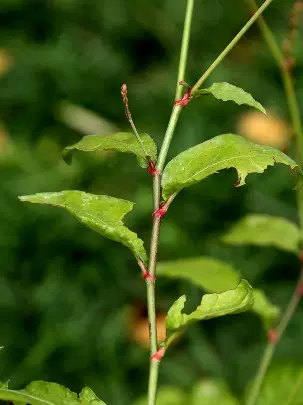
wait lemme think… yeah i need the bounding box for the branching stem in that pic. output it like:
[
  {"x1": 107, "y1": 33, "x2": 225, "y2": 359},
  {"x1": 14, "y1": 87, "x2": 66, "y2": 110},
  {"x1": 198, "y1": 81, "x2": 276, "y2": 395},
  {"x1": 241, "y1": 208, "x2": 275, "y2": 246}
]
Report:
[{"x1": 191, "y1": 0, "x2": 273, "y2": 93}]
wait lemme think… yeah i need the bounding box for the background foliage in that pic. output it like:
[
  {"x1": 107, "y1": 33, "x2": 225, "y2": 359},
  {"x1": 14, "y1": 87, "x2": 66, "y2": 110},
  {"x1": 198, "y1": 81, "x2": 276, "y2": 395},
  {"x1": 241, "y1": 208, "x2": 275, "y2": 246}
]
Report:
[{"x1": 0, "y1": 1, "x2": 303, "y2": 404}]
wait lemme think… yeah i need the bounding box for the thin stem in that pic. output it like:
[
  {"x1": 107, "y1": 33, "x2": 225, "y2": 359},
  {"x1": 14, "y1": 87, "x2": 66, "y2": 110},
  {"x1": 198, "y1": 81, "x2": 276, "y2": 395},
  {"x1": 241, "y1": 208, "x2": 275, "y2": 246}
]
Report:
[
  {"x1": 175, "y1": 0, "x2": 195, "y2": 102},
  {"x1": 246, "y1": 269, "x2": 303, "y2": 405},
  {"x1": 121, "y1": 83, "x2": 149, "y2": 159},
  {"x1": 156, "y1": 105, "x2": 183, "y2": 172},
  {"x1": 146, "y1": 2, "x2": 195, "y2": 405},
  {"x1": 191, "y1": 0, "x2": 274, "y2": 93},
  {"x1": 247, "y1": 0, "x2": 303, "y2": 166},
  {"x1": 245, "y1": 5, "x2": 303, "y2": 405}
]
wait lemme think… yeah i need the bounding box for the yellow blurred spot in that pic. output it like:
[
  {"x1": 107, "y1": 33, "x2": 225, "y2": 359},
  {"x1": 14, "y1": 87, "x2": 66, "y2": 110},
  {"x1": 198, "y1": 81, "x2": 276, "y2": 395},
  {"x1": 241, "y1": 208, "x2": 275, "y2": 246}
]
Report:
[
  {"x1": 0, "y1": 49, "x2": 13, "y2": 77},
  {"x1": 237, "y1": 111, "x2": 290, "y2": 150},
  {"x1": 129, "y1": 304, "x2": 166, "y2": 349}
]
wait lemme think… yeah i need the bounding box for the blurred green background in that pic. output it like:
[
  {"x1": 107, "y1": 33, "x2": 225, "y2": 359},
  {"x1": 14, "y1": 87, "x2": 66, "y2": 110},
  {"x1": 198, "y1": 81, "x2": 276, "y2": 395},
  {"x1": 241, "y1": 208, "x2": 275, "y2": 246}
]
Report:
[{"x1": 0, "y1": 0, "x2": 303, "y2": 404}]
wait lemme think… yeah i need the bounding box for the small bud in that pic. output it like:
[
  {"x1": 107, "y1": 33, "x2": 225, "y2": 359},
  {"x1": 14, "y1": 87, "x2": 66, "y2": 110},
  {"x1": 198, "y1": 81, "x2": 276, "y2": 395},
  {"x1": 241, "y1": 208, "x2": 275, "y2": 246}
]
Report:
[{"x1": 121, "y1": 83, "x2": 128, "y2": 106}]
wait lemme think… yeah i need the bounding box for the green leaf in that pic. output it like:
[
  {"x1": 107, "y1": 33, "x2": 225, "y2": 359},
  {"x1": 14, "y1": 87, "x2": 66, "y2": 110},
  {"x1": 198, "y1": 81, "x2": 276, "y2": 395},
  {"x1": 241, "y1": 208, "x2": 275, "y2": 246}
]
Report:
[
  {"x1": 62, "y1": 132, "x2": 157, "y2": 168},
  {"x1": 161, "y1": 134, "x2": 298, "y2": 199},
  {"x1": 191, "y1": 379, "x2": 239, "y2": 405},
  {"x1": 158, "y1": 257, "x2": 279, "y2": 328},
  {"x1": 158, "y1": 257, "x2": 239, "y2": 293},
  {"x1": 192, "y1": 82, "x2": 266, "y2": 114},
  {"x1": 252, "y1": 289, "x2": 280, "y2": 329},
  {"x1": 246, "y1": 365, "x2": 303, "y2": 405},
  {"x1": 222, "y1": 214, "x2": 300, "y2": 254},
  {"x1": 165, "y1": 280, "x2": 253, "y2": 341},
  {"x1": 19, "y1": 191, "x2": 147, "y2": 262},
  {"x1": 133, "y1": 386, "x2": 187, "y2": 405},
  {"x1": 0, "y1": 381, "x2": 106, "y2": 405}
]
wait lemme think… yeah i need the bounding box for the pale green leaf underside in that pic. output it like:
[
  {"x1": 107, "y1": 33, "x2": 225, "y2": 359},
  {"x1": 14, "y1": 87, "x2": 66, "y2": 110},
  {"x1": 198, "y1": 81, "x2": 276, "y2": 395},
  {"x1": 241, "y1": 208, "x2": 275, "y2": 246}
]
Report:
[
  {"x1": 63, "y1": 132, "x2": 157, "y2": 168},
  {"x1": 246, "y1": 365, "x2": 303, "y2": 405},
  {"x1": 158, "y1": 257, "x2": 279, "y2": 328},
  {"x1": 222, "y1": 214, "x2": 300, "y2": 254},
  {"x1": 166, "y1": 280, "x2": 254, "y2": 339},
  {"x1": 0, "y1": 382, "x2": 105, "y2": 405},
  {"x1": 161, "y1": 134, "x2": 297, "y2": 199},
  {"x1": 191, "y1": 380, "x2": 240, "y2": 405},
  {"x1": 19, "y1": 191, "x2": 147, "y2": 262},
  {"x1": 193, "y1": 82, "x2": 266, "y2": 114}
]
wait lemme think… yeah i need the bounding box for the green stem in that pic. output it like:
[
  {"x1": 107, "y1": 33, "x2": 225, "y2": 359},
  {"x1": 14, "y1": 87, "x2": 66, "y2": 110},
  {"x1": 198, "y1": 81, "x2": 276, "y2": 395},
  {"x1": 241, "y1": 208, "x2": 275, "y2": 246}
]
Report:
[
  {"x1": 247, "y1": 0, "x2": 303, "y2": 227},
  {"x1": 191, "y1": 0, "x2": 274, "y2": 93},
  {"x1": 246, "y1": 269, "x2": 303, "y2": 405},
  {"x1": 156, "y1": 105, "x2": 183, "y2": 172},
  {"x1": 175, "y1": 0, "x2": 195, "y2": 102},
  {"x1": 146, "y1": 2, "x2": 195, "y2": 405},
  {"x1": 245, "y1": 5, "x2": 303, "y2": 405},
  {"x1": 246, "y1": 0, "x2": 303, "y2": 165}
]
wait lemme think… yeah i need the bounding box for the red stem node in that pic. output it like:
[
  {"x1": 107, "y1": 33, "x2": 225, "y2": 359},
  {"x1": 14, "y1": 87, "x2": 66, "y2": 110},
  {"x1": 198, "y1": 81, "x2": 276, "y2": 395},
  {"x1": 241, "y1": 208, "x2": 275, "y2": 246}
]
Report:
[
  {"x1": 296, "y1": 283, "x2": 303, "y2": 296},
  {"x1": 143, "y1": 271, "x2": 156, "y2": 283},
  {"x1": 152, "y1": 204, "x2": 168, "y2": 220},
  {"x1": 174, "y1": 87, "x2": 191, "y2": 108},
  {"x1": 268, "y1": 329, "x2": 279, "y2": 344},
  {"x1": 148, "y1": 160, "x2": 161, "y2": 176},
  {"x1": 150, "y1": 347, "x2": 166, "y2": 361}
]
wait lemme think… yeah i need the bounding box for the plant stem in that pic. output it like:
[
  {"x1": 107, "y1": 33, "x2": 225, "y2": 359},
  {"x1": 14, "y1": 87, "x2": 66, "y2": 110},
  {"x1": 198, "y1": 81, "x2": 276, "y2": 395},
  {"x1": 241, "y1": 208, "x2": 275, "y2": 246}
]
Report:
[
  {"x1": 246, "y1": 269, "x2": 303, "y2": 405},
  {"x1": 245, "y1": 5, "x2": 303, "y2": 405},
  {"x1": 246, "y1": 0, "x2": 303, "y2": 166},
  {"x1": 146, "y1": 2, "x2": 195, "y2": 405},
  {"x1": 175, "y1": 0, "x2": 194, "y2": 102},
  {"x1": 191, "y1": 0, "x2": 273, "y2": 93}
]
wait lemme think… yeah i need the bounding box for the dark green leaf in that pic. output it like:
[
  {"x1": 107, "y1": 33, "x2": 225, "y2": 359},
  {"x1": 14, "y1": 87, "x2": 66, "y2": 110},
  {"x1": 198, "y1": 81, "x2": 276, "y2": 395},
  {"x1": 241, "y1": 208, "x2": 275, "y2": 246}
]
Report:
[
  {"x1": 62, "y1": 132, "x2": 157, "y2": 168},
  {"x1": 222, "y1": 214, "x2": 300, "y2": 254},
  {"x1": 158, "y1": 257, "x2": 279, "y2": 328},
  {"x1": 165, "y1": 280, "x2": 253, "y2": 342},
  {"x1": 0, "y1": 381, "x2": 106, "y2": 404},
  {"x1": 19, "y1": 191, "x2": 147, "y2": 262},
  {"x1": 191, "y1": 380, "x2": 239, "y2": 405},
  {"x1": 192, "y1": 82, "x2": 266, "y2": 114},
  {"x1": 246, "y1": 365, "x2": 303, "y2": 405},
  {"x1": 161, "y1": 134, "x2": 298, "y2": 199}
]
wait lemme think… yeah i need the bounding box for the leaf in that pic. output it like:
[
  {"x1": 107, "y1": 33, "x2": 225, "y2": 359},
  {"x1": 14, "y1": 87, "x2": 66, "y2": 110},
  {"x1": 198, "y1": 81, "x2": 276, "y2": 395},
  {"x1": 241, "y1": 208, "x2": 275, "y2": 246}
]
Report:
[
  {"x1": 133, "y1": 386, "x2": 187, "y2": 405},
  {"x1": 0, "y1": 381, "x2": 106, "y2": 404},
  {"x1": 161, "y1": 134, "x2": 298, "y2": 199},
  {"x1": 19, "y1": 191, "x2": 147, "y2": 262},
  {"x1": 62, "y1": 132, "x2": 157, "y2": 168},
  {"x1": 192, "y1": 82, "x2": 266, "y2": 114},
  {"x1": 158, "y1": 257, "x2": 279, "y2": 328},
  {"x1": 222, "y1": 214, "x2": 300, "y2": 254},
  {"x1": 246, "y1": 365, "x2": 303, "y2": 405},
  {"x1": 252, "y1": 290, "x2": 280, "y2": 329},
  {"x1": 157, "y1": 257, "x2": 239, "y2": 293},
  {"x1": 165, "y1": 280, "x2": 254, "y2": 341},
  {"x1": 191, "y1": 379, "x2": 239, "y2": 405}
]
